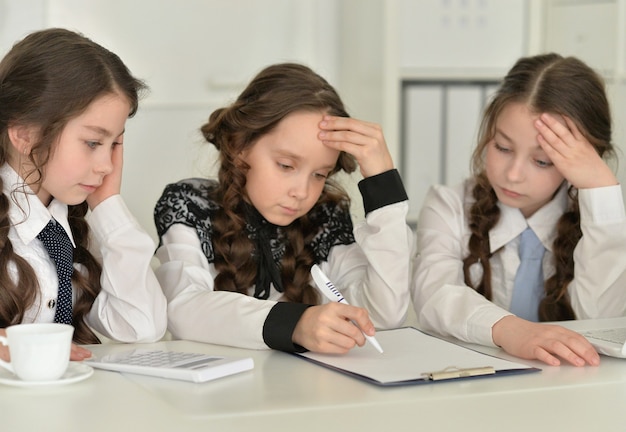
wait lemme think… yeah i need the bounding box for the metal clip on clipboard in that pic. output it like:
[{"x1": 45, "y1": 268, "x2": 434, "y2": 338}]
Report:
[{"x1": 422, "y1": 366, "x2": 495, "y2": 381}]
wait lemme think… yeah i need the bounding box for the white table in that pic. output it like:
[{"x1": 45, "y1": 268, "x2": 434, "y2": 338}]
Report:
[{"x1": 2, "y1": 318, "x2": 626, "y2": 432}]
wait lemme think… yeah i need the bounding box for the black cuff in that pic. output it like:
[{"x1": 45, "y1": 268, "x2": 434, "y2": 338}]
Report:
[
  {"x1": 263, "y1": 302, "x2": 312, "y2": 352},
  {"x1": 358, "y1": 169, "x2": 408, "y2": 215}
]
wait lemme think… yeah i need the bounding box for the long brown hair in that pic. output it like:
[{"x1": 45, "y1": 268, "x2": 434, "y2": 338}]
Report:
[
  {"x1": 201, "y1": 63, "x2": 357, "y2": 304},
  {"x1": 463, "y1": 53, "x2": 614, "y2": 321},
  {"x1": 0, "y1": 28, "x2": 146, "y2": 343}
]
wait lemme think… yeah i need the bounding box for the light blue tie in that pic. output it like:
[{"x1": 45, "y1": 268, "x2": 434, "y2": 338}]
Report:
[{"x1": 510, "y1": 227, "x2": 545, "y2": 322}]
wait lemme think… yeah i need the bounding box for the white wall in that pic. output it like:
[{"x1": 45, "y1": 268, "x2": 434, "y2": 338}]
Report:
[
  {"x1": 1, "y1": 0, "x2": 624, "y2": 240},
  {"x1": 0, "y1": 0, "x2": 346, "y2": 241}
]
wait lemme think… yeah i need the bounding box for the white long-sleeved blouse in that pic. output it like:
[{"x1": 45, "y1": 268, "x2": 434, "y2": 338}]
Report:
[
  {"x1": 2, "y1": 164, "x2": 167, "y2": 342},
  {"x1": 412, "y1": 180, "x2": 626, "y2": 347}
]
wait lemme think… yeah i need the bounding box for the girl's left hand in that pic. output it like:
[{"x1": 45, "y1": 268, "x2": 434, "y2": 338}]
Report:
[
  {"x1": 535, "y1": 113, "x2": 618, "y2": 189},
  {"x1": 87, "y1": 143, "x2": 123, "y2": 209},
  {"x1": 492, "y1": 315, "x2": 600, "y2": 367},
  {"x1": 318, "y1": 115, "x2": 394, "y2": 178}
]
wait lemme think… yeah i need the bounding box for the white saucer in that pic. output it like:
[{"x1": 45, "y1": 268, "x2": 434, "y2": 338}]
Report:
[{"x1": 0, "y1": 362, "x2": 94, "y2": 387}]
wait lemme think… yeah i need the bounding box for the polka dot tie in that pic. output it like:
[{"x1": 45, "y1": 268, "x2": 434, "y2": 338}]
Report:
[{"x1": 37, "y1": 219, "x2": 74, "y2": 325}]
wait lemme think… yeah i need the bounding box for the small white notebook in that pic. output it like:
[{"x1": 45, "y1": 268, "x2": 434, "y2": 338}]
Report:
[
  {"x1": 571, "y1": 317, "x2": 626, "y2": 358},
  {"x1": 580, "y1": 328, "x2": 626, "y2": 358},
  {"x1": 85, "y1": 348, "x2": 254, "y2": 383}
]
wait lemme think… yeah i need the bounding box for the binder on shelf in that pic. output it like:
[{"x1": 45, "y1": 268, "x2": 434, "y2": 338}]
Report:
[{"x1": 294, "y1": 327, "x2": 540, "y2": 386}]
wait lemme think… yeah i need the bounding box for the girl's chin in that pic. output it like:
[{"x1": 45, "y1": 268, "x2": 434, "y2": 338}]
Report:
[
  {"x1": 495, "y1": 192, "x2": 522, "y2": 209},
  {"x1": 266, "y1": 217, "x2": 297, "y2": 227}
]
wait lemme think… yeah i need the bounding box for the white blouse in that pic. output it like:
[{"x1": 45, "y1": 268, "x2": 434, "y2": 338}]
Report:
[
  {"x1": 3, "y1": 164, "x2": 167, "y2": 342},
  {"x1": 412, "y1": 180, "x2": 626, "y2": 347}
]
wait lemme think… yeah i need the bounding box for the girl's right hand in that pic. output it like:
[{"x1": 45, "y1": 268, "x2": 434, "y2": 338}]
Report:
[
  {"x1": 292, "y1": 302, "x2": 376, "y2": 353},
  {"x1": 492, "y1": 315, "x2": 600, "y2": 366}
]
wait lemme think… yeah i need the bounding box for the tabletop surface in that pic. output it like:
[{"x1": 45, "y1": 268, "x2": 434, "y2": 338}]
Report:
[{"x1": 2, "y1": 318, "x2": 626, "y2": 432}]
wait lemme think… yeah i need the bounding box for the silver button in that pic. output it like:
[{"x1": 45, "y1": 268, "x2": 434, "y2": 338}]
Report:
[{"x1": 47, "y1": 299, "x2": 56, "y2": 309}]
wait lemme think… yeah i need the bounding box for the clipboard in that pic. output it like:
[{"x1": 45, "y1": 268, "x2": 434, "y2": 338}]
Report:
[{"x1": 294, "y1": 327, "x2": 540, "y2": 386}]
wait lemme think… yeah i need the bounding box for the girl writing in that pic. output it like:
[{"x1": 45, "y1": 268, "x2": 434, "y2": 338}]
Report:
[
  {"x1": 412, "y1": 53, "x2": 626, "y2": 366},
  {"x1": 0, "y1": 28, "x2": 167, "y2": 360},
  {"x1": 154, "y1": 63, "x2": 411, "y2": 353}
]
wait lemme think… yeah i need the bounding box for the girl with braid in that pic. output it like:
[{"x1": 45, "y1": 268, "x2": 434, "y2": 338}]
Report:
[
  {"x1": 154, "y1": 63, "x2": 412, "y2": 353},
  {"x1": 0, "y1": 28, "x2": 167, "y2": 361},
  {"x1": 412, "y1": 53, "x2": 626, "y2": 366}
]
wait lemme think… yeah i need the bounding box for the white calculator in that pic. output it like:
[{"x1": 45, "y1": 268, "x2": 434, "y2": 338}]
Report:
[{"x1": 85, "y1": 348, "x2": 254, "y2": 383}]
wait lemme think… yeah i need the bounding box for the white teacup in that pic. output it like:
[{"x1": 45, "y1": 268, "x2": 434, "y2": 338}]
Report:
[{"x1": 0, "y1": 323, "x2": 74, "y2": 381}]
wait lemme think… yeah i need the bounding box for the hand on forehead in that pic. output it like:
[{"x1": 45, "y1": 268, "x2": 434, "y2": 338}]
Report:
[{"x1": 543, "y1": 112, "x2": 569, "y2": 129}]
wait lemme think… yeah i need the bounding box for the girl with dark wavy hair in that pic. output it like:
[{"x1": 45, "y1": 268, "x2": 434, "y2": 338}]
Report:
[
  {"x1": 0, "y1": 28, "x2": 167, "y2": 361},
  {"x1": 413, "y1": 53, "x2": 625, "y2": 366},
  {"x1": 154, "y1": 63, "x2": 411, "y2": 353}
]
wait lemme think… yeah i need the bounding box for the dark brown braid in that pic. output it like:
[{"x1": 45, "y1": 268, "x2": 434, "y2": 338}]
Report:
[
  {"x1": 464, "y1": 53, "x2": 614, "y2": 321},
  {"x1": 67, "y1": 202, "x2": 103, "y2": 344},
  {"x1": 0, "y1": 177, "x2": 39, "y2": 327},
  {"x1": 278, "y1": 183, "x2": 351, "y2": 304},
  {"x1": 539, "y1": 186, "x2": 579, "y2": 321},
  {"x1": 201, "y1": 63, "x2": 357, "y2": 303},
  {"x1": 462, "y1": 173, "x2": 501, "y2": 300}
]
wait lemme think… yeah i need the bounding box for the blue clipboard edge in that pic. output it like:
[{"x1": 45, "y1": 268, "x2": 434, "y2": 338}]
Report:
[{"x1": 291, "y1": 327, "x2": 541, "y2": 387}]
